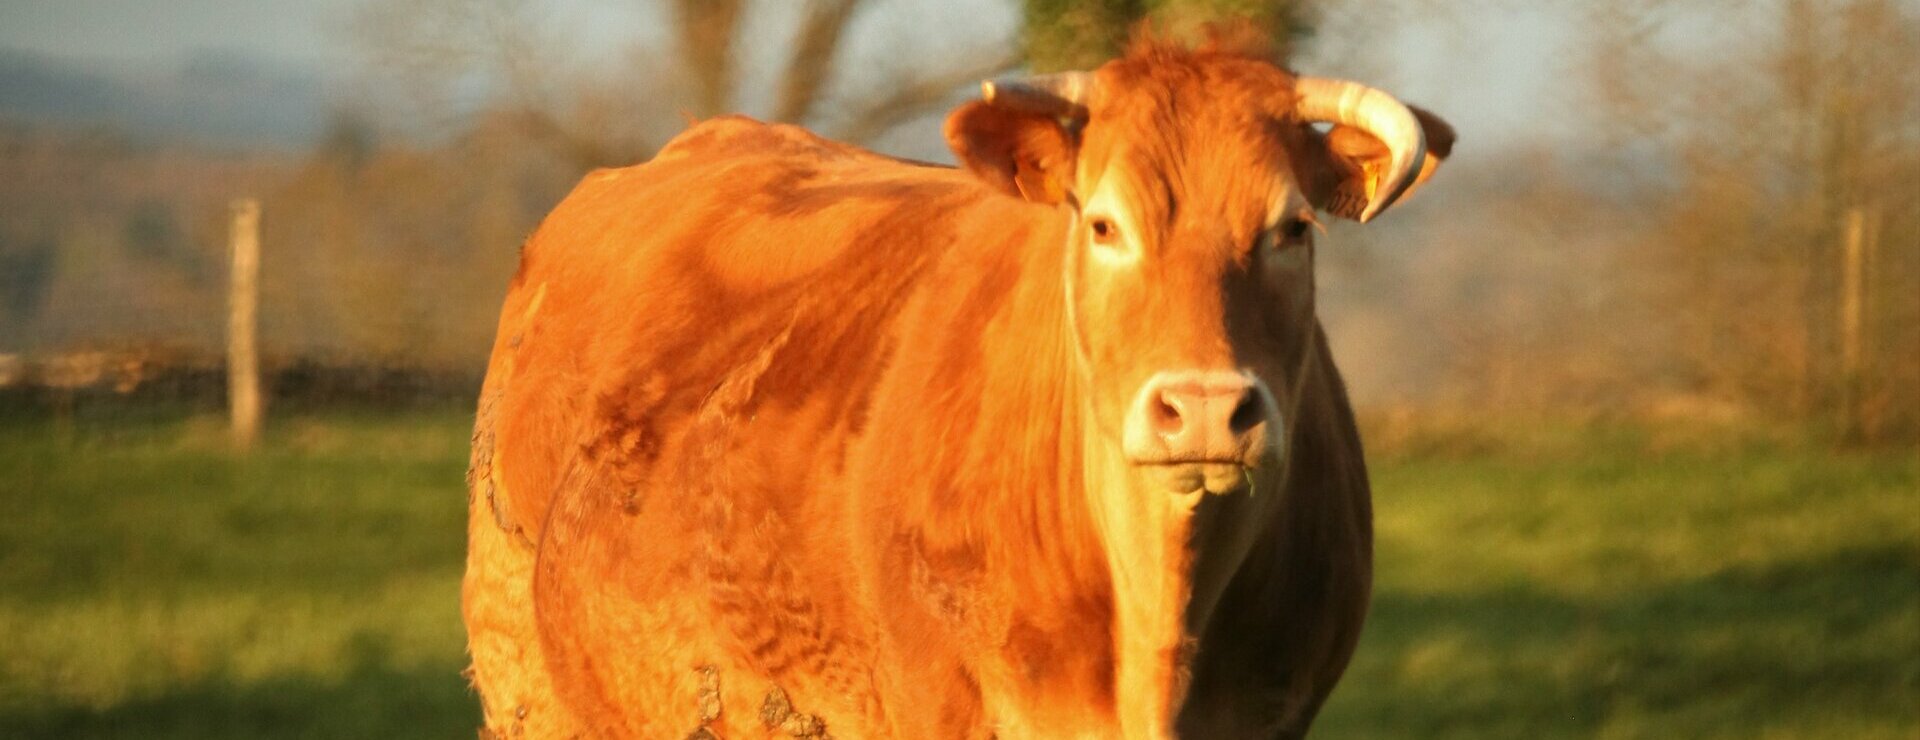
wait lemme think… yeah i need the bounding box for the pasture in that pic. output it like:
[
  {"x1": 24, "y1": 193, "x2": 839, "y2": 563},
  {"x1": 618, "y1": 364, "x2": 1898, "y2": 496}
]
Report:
[{"x1": 0, "y1": 407, "x2": 1913, "y2": 738}]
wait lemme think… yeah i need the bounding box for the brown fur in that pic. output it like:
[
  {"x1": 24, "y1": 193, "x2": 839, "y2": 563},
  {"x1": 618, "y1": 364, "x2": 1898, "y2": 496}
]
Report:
[{"x1": 465, "y1": 36, "x2": 1452, "y2": 739}]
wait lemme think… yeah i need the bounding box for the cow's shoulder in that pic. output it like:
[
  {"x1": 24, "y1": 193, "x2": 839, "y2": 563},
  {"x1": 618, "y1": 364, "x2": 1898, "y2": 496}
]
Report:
[
  {"x1": 653, "y1": 114, "x2": 866, "y2": 165},
  {"x1": 635, "y1": 115, "x2": 978, "y2": 206}
]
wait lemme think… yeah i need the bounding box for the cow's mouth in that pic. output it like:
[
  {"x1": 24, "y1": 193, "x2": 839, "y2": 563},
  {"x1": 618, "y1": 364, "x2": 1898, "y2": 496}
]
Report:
[{"x1": 1141, "y1": 461, "x2": 1252, "y2": 496}]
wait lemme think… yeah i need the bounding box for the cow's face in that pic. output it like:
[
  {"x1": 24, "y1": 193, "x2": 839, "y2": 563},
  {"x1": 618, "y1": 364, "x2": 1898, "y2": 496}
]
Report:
[
  {"x1": 947, "y1": 48, "x2": 1453, "y2": 500},
  {"x1": 1062, "y1": 62, "x2": 1317, "y2": 498}
]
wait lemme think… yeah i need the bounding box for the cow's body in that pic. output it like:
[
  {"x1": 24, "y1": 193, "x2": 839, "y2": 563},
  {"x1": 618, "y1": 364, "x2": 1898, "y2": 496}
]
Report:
[{"x1": 466, "y1": 34, "x2": 1451, "y2": 739}]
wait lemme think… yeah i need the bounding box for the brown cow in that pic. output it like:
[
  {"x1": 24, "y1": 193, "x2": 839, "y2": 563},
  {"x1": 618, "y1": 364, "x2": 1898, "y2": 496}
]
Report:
[{"x1": 464, "y1": 30, "x2": 1453, "y2": 739}]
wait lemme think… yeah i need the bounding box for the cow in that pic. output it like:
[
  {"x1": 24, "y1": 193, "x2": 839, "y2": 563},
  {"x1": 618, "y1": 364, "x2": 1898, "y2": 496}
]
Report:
[{"x1": 463, "y1": 29, "x2": 1454, "y2": 740}]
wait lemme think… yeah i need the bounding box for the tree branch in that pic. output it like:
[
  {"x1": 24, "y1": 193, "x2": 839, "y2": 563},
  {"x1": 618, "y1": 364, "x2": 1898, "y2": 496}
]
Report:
[
  {"x1": 674, "y1": 0, "x2": 747, "y2": 116},
  {"x1": 773, "y1": 0, "x2": 867, "y2": 124},
  {"x1": 833, "y1": 49, "x2": 1022, "y2": 144}
]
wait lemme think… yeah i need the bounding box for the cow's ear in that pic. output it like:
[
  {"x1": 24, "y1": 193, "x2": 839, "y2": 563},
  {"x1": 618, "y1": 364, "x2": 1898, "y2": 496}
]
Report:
[
  {"x1": 1306, "y1": 105, "x2": 1456, "y2": 221},
  {"x1": 944, "y1": 100, "x2": 1078, "y2": 205}
]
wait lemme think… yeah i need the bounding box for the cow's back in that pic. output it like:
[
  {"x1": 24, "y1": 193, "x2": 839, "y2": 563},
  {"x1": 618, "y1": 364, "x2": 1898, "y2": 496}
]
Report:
[
  {"x1": 464, "y1": 117, "x2": 1013, "y2": 737},
  {"x1": 485, "y1": 117, "x2": 988, "y2": 539}
]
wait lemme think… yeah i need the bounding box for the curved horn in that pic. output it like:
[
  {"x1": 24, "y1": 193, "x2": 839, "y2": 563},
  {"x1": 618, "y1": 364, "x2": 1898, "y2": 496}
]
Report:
[
  {"x1": 981, "y1": 71, "x2": 1093, "y2": 118},
  {"x1": 1293, "y1": 77, "x2": 1427, "y2": 223}
]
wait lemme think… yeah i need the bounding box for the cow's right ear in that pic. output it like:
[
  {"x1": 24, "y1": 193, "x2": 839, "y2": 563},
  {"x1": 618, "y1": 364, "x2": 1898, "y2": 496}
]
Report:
[
  {"x1": 1306, "y1": 105, "x2": 1456, "y2": 222},
  {"x1": 944, "y1": 100, "x2": 1078, "y2": 205}
]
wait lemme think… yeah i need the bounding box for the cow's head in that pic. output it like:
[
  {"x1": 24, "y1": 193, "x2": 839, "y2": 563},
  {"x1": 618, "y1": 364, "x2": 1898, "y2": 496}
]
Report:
[
  {"x1": 947, "y1": 35, "x2": 1452, "y2": 493},
  {"x1": 943, "y1": 30, "x2": 1454, "y2": 710}
]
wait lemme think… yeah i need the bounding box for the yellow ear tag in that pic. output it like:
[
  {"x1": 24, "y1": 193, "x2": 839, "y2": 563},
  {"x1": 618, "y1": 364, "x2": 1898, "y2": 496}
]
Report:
[{"x1": 1013, "y1": 156, "x2": 1066, "y2": 204}]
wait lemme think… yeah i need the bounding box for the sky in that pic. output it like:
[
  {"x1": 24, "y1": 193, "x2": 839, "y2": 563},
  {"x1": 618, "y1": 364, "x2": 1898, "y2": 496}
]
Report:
[
  {"x1": 0, "y1": 0, "x2": 1567, "y2": 148},
  {"x1": 0, "y1": 0, "x2": 363, "y2": 66},
  {"x1": 0, "y1": 0, "x2": 664, "y2": 66}
]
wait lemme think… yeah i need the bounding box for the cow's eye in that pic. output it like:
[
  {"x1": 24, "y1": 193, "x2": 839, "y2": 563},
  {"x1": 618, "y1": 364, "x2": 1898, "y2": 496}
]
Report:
[
  {"x1": 1089, "y1": 217, "x2": 1119, "y2": 245},
  {"x1": 1280, "y1": 217, "x2": 1313, "y2": 244}
]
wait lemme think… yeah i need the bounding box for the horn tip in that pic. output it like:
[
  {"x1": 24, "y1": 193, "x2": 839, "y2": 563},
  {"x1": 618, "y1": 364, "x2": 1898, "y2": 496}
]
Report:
[{"x1": 980, "y1": 80, "x2": 998, "y2": 103}]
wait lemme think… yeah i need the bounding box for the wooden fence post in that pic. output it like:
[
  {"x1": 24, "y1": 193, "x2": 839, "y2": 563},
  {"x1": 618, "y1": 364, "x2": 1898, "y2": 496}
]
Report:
[
  {"x1": 228, "y1": 198, "x2": 262, "y2": 450},
  {"x1": 1838, "y1": 206, "x2": 1866, "y2": 441}
]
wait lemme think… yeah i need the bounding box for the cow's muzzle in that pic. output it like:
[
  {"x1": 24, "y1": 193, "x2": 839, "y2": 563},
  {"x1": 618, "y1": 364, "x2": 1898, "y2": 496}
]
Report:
[{"x1": 1122, "y1": 370, "x2": 1274, "y2": 493}]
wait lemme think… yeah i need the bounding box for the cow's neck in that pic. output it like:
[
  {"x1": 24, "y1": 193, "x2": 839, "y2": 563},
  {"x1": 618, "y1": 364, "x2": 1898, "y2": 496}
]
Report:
[
  {"x1": 1043, "y1": 233, "x2": 1181, "y2": 739},
  {"x1": 1070, "y1": 431, "x2": 1193, "y2": 739}
]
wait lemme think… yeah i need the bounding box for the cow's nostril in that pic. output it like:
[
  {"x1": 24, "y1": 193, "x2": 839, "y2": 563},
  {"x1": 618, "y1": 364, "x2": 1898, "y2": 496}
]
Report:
[
  {"x1": 1228, "y1": 389, "x2": 1265, "y2": 435},
  {"x1": 1150, "y1": 391, "x2": 1185, "y2": 436}
]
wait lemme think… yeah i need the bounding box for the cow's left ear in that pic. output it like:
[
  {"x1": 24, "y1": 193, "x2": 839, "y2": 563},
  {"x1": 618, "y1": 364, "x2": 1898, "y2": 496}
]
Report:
[
  {"x1": 944, "y1": 100, "x2": 1078, "y2": 205},
  {"x1": 1305, "y1": 105, "x2": 1456, "y2": 222}
]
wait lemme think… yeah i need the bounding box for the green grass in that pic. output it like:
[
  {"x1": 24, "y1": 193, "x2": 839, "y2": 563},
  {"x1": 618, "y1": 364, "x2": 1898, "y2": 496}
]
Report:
[
  {"x1": 0, "y1": 407, "x2": 477, "y2": 739},
  {"x1": 0, "y1": 408, "x2": 1914, "y2": 738},
  {"x1": 1318, "y1": 439, "x2": 1920, "y2": 739}
]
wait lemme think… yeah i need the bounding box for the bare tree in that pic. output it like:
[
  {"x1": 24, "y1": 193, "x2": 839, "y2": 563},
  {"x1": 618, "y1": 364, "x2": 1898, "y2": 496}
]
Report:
[
  {"x1": 675, "y1": 0, "x2": 748, "y2": 117},
  {"x1": 351, "y1": 0, "x2": 1020, "y2": 169},
  {"x1": 1580, "y1": 0, "x2": 1920, "y2": 436}
]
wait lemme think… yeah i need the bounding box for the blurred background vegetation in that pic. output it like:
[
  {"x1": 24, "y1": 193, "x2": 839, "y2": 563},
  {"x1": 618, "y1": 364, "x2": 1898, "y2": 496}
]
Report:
[{"x1": 0, "y1": 0, "x2": 1914, "y2": 738}]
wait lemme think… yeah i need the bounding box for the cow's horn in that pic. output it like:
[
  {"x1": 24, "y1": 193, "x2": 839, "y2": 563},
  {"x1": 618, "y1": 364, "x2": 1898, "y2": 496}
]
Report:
[
  {"x1": 981, "y1": 71, "x2": 1093, "y2": 118},
  {"x1": 1293, "y1": 77, "x2": 1427, "y2": 223}
]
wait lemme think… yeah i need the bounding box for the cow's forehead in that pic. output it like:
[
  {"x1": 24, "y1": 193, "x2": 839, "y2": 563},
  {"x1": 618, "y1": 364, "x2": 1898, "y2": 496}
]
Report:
[
  {"x1": 1076, "y1": 152, "x2": 1304, "y2": 232},
  {"x1": 1077, "y1": 60, "x2": 1303, "y2": 230},
  {"x1": 1076, "y1": 120, "x2": 1301, "y2": 238}
]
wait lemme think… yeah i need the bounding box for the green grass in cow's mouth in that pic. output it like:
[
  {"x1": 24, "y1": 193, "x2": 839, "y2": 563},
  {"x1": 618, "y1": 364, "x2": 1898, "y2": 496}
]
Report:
[{"x1": 0, "y1": 405, "x2": 1913, "y2": 739}]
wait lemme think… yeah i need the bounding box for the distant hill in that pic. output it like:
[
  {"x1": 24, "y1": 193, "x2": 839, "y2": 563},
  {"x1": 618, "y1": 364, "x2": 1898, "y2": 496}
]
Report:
[{"x1": 0, "y1": 47, "x2": 328, "y2": 149}]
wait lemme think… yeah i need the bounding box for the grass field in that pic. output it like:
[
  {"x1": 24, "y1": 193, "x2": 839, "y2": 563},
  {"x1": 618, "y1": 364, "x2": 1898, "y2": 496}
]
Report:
[{"x1": 1, "y1": 407, "x2": 1914, "y2": 738}]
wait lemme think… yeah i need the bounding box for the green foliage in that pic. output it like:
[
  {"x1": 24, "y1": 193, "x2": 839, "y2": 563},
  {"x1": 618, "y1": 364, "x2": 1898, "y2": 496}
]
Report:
[
  {"x1": 0, "y1": 231, "x2": 56, "y2": 325},
  {"x1": 1021, "y1": 0, "x2": 1144, "y2": 72},
  {"x1": 122, "y1": 200, "x2": 210, "y2": 286},
  {"x1": 1020, "y1": 0, "x2": 1312, "y2": 71},
  {"x1": 0, "y1": 411, "x2": 1913, "y2": 738}
]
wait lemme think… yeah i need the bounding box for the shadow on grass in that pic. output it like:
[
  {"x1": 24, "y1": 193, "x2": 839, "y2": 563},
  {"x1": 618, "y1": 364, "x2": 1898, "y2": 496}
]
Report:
[
  {"x1": 1320, "y1": 545, "x2": 1920, "y2": 738},
  {"x1": 0, "y1": 651, "x2": 478, "y2": 740}
]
